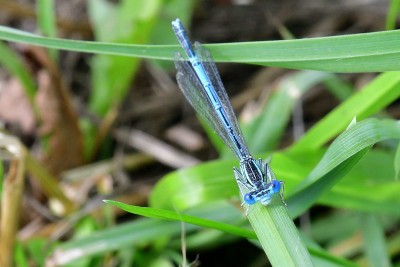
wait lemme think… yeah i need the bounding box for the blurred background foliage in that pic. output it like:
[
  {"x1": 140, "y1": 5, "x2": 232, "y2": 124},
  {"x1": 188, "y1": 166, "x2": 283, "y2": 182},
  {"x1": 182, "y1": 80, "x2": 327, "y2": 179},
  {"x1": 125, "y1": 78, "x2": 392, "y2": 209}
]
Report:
[{"x1": 0, "y1": 0, "x2": 399, "y2": 266}]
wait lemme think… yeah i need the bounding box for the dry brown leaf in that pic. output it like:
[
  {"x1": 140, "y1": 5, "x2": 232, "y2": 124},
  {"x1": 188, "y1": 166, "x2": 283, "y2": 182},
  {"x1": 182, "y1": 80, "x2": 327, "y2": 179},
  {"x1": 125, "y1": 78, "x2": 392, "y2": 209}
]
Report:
[{"x1": 29, "y1": 47, "x2": 84, "y2": 175}]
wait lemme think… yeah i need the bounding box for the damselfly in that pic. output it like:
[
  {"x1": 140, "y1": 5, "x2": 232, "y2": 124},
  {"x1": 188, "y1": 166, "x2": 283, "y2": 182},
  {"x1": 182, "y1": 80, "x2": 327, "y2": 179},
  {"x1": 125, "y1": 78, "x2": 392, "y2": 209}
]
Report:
[{"x1": 172, "y1": 19, "x2": 284, "y2": 213}]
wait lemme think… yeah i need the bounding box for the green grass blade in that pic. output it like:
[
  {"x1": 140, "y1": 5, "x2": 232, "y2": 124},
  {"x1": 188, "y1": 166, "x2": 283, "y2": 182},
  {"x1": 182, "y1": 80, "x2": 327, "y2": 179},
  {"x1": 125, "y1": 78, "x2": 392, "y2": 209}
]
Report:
[
  {"x1": 106, "y1": 200, "x2": 313, "y2": 266},
  {"x1": 323, "y1": 75, "x2": 354, "y2": 101},
  {"x1": 359, "y1": 213, "x2": 391, "y2": 267},
  {"x1": 247, "y1": 200, "x2": 313, "y2": 267},
  {"x1": 243, "y1": 71, "x2": 331, "y2": 154},
  {"x1": 395, "y1": 143, "x2": 400, "y2": 179},
  {"x1": 308, "y1": 247, "x2": 358, "y2": 267},
  {"x1": 1, "y1": 26, "x2": 400, "y2": 72},
  {"x1": 51, "y1": 201, "x2": 243, "y2": 264},
  {"x1": 291, "y1": 72, "x2": 400, "y2": 152},
  {"x1": 150, "y1": 147, "x2": 400, "y2": 215},
  {"x1": 319, "y1": 149, "x2": 400, "y2": 214},
  {"x1": 287, "y1": 118, "x2": 400, "y2": 217},
  {"x1": 50, "y1": 218, "x2": 189, "y2": 265},
  {"x1": 0, "y1": 41, "x2": 36, "y2": 102},
  {"x1": 104, "y1": 200, "x2": 255, "y2": 239},
  {"x1": 88, "y1": 0, "x2": 161, "y2": 116},
  {"x1": 37, "y1": 0, "x2": 57, "y2": 60},
  {"x1": 386, "y1": 0, "x2": 400, "y2": 30}
]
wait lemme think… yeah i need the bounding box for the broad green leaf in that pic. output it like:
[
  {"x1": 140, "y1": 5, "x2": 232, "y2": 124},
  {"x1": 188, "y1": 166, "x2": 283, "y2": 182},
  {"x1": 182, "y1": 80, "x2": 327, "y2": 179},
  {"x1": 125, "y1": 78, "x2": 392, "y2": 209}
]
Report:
[
  {"x1": 151, "y1": 118, "x2": 400, "y2": 216},
  {"x1": 1, "y1": 26, "x2": 400, "y2": 72},
  {"x1": 291, "y1": 72, "x2": 400, "y2": 151},
  {"x1": 287, "y1": 118, "x2": 400, "y2": 217}
]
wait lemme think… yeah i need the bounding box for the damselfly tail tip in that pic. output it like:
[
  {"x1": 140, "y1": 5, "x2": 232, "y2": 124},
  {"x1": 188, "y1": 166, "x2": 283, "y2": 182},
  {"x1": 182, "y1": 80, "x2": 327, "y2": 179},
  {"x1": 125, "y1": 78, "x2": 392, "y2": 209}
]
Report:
[{"x1": 171, "y1": 18, "x2": 181, "y2": 28}]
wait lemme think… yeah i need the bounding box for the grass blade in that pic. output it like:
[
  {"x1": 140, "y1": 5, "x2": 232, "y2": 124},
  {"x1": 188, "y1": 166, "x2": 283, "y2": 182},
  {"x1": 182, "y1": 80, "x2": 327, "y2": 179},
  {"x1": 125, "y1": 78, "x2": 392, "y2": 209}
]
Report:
[
  {"x1": 1, "y1": 26, "x2": 400, "y2": 72},
  {"x1": 104, "y1": 200, "x2": 255, "y2": 239},
  {"x1": 359, "y1": 214, "x2": 391, "y2": 267},
  {"x1": 287, "y1": 118, "x2": 400, "y2": 217},
  {"x1": 0, "y1": 42, "x2": 36, "y2": 102},
  {"x1": 106, "y1": 200, "x2": 313, "y2": 266},
  {"x1": 291, "y1": 72, "x2": 400, "y2": 151},
  {"x1": 244, "y1": 71, "x2": 331, "y2": 154},
  {"x1": 247, "y1": 199, "x2": 313, "y2": 267},
  {"x1": 37, "y1": 0, "x2": 57, "y2": 60}
]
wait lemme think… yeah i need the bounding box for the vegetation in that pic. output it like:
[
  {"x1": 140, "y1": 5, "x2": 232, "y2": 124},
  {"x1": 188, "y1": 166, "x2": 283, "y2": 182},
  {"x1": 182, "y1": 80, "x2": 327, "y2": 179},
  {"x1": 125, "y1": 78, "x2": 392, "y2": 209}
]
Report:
[{"x1": 0, "y1": 0, "x2": 399, "y2": 266}]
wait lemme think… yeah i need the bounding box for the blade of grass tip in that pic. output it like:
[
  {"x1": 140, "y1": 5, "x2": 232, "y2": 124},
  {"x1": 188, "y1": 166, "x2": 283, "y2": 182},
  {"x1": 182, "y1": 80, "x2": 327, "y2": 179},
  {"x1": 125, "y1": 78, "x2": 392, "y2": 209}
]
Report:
[
  {"x1": 247, "y1": 198, "x2": 313, "y2": 267},
  {"x1": 359, "y1": 213, "x2": 391, "y2": 267},
  {"x1": 104, "y1": 200, "x2": 256, "y2": 240}
]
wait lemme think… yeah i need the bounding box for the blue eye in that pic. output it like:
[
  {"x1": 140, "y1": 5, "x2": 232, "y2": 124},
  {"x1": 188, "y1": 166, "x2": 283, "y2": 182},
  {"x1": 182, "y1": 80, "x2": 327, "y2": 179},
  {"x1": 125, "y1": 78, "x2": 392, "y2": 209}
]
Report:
[
  {"x1": 271, "y1": 180, "x2": 281, "y2": 193},
  {"x1": 244, "y1": 193, "x2": 256, "y2": 205}
]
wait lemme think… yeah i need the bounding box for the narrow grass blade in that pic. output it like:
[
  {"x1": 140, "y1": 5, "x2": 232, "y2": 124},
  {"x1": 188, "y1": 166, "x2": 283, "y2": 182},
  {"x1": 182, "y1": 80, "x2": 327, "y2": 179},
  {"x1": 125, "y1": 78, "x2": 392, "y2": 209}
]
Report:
[
  {"x1": 359, "y1": 213, "x2": 391, "y2": 267},
  {"x1": 323, "y1": 75, "x2": 354, "y2": 101},
  {"x1": 395, "y1": 143, "x2": 400, "y2": 179},
  {"x1": 106, "y1": 200, "x2": 315, "y2": 266},
  {"x1": 104, "y1": 200, "x2": 255, "y2": 239},
  {"x1": 1, "y1": 26, "x2": 400, "y2": 72},
  {"x1": 50, "y1": 201, "x2": 244, "y2": 265},
  {"x1": 243, "y1": 71, "x2": 331, "y2": 154},
  {"x1": 291, "y1": 72, "x2": 400, "y2": 151},
  {"x1": 386, "y1": 0, "x2": 400, "y2": 30},
  {"x1": 37, "y1": 0, "x2": 57, "y2": 60},
  {"x1": 0, "y1": 41, "x2": 36, "y2": 102}
]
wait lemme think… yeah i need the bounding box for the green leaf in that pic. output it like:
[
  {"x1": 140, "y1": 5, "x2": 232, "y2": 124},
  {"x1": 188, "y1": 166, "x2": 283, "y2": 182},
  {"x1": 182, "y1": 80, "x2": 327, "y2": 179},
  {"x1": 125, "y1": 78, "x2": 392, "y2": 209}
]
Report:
[
  {"x1": 246, "y1": 199, "x2": 313, "y2": 267},
  {"x1": 88, "y1": 0, "x2": 162, "y2": 116},
  {"x1": 287, "y1": 118, "x2": 400, "y2": 217},
  {"x1": 51, "y1": 201, "x2": 244, "y2": 265},
  {"x1": 243, "y1": 70, "x2": 332, "y2": 154},
  {"x1": 1, "y1": 26, "x2": 400, "y2": 72},
  {"x1": 359, "y1": 214, "x2": 391, "y2": 267},
  {"x1": 395, "y1": 142, "x2": 400, "y2": 179},
  {"x1": 37, "y1": 0, "x2": 57, "y2": 60},
  {"x1": 104, "y1": 200, "x2": 255, "y2": 239},
  {"x1": 291, "y1": 72, "x2": 400, "y2": 151},
  {"x1": 386, "y1": 0, "x2": 400, "y2": 30},
  {"x1": 0, "y1": 41, "x2": 36, "y2": 102}
]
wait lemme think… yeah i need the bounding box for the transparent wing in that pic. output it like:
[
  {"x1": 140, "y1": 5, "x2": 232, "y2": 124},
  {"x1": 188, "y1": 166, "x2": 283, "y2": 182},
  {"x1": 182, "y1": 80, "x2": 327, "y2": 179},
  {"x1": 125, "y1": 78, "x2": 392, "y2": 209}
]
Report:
[
  {"x1": 194, "y1": 42, "x2": 250, "y2": 157},
  {"x1": 175, "y1": 53, "x2": 248, "y2": 158},
  {"x1": 234, "y1": 167, "x2": 253, "y2": 196},
  {"x1": 175, "y1": 53, "x2": 237, "y2": 153}
]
